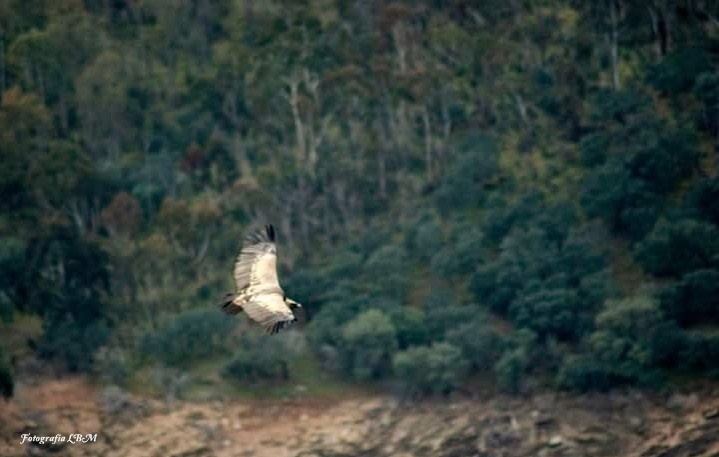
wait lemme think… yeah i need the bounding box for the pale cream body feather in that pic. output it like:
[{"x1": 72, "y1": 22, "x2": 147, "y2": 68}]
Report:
[{"x1": 222, "y1": 225, "x2": 298, "y2": 334}]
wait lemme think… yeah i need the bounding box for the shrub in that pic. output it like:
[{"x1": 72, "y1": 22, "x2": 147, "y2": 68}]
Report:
[
  {"x1": 424, "y1": 305, "x2": 478, "y2": 341},
  {"x1": 445, "y1": 318, "x2": 506, "y2": 372},
  {"x1": 340, "y1": 309, "x2": 398, "y2": 381},
  {"x1": 581, "y1": 162, "x2": 661, "y2": 239},
  {"x1": 431, "y1": 226, "x2": 484, "y2": 278},
  {"x1": 222, "y1": 332, "x2": 292, "y2": 383},
  {"x1": 648, "y1": 47, "x2": 712, "y2": 93},
  {"x1": 94, "y1": 347, "x2": 134, "y2": 386},
  {"x1": 509, "y1": 288, "x2": 586, "y2": 341},
  {"x1": 388, "y1": 307, "x2": 431, "y2": 349},
  {"x1": 659, "y1": 269, "x2": 719, "y2": 325},
  {"x1": 364, "y1": 245, "x2": 409, "y2": 301},
  {"x1": 483, "y1": 193, "x2": 543, "y2": 244},
  {"x1": 470, "y1": 262, "x2": 521, "y2": 314},
  {"x1": 556, "y1": 354, "x2": 621, "y2": 392},
  {"x1": 306, "y1": 295, "x2": 366, "y2": 352},
  {"x1": 552, "y1": 224, "x2": 608, "y2": 283},
  {"x1": 406, "y1": 214, "x2": 443, "y2": 261},
  {"x1": 677, "y1": 332, "x2": 719, "y2": 374},
  {"x1": 635, "y1": 219, "x2": 719, "y2": 277},
  {"x1": 282, "y1": 268, "x2": 330, "y2": 312},
  {"x1": 393, "y1": 342, "x2": 469, "y2": 395},
  {"x1": 684, "y1": 176, "x2": 719, "y2": 226},
  {"x1": 587, "y1": 296, "x2": 664, "y2": 387},
  {"x1": 40, "y1": 319, "x2": 110, "y2": 372},
  {"x1": 0, "y1": 236, "x2": 26, "y2": 321},
  {"x1": 0, "y1": 345, "x2": 13, "y2": 398},
  {"x1": 494, "y1": 348, "x2": 528, "y2": 394},
  {"x1": 140, "y1": 308, "x2": 235, "y2": 366},
  {"x1": 434, "y1": 134, "x2": 498, "y2": 211}
]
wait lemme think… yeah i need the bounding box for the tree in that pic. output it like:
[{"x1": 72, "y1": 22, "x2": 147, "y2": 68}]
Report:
[
  {"x1": 0, "y1": 344, "x2": 13, "y2": 398},
  {"x1": 635, "y1": 219, "x2": 719, "y2": 277},
  {"x1": 587, "y1": 296, "x2": 664, "y2": 387},
  {"x1": 393, "y1": 342, "x2": 468, "y2": 396},
  {"x1": 659, "y1": 269, "x2": 719, "y2": 326},
  {"x1": 445, "y1": 318, "x2": 506, "y2": 372},
  {"x1": 340, "y1": 309, "x2": 398, "y2": 381}
]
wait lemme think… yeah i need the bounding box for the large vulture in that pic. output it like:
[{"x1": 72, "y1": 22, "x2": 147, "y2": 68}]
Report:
[{"x1": 221, "y1": 224, "x2": 301, "y2": 334}]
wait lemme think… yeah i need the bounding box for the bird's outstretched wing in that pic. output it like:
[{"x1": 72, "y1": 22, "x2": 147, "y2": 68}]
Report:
[
  {"x1": 222, "y1": 224, "x2": 295, "y2": 334},
  {"x1": 242, "y1": 293, "x2": 296, "y2": 335},
  {"x1": 233, "y1": 224, "x2": 280, "y2": 293}
]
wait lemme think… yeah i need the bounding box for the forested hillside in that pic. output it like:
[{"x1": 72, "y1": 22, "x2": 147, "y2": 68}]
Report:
[{"x1": 1, "y1": 0, "x2": 719, "y2": 398}]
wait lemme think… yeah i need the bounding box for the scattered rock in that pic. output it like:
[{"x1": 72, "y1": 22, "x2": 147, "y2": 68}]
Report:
[
  {"x1": 667, "y1": 393, "x2": 699, "y2": 411},
  {"x1": 548, "y1": 435, "x2": 563, "y2": 448}
]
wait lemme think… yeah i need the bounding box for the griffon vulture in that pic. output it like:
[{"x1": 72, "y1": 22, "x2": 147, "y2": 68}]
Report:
[{"x1": 221, "y1": 224, "x2": 301, "y2": 334}]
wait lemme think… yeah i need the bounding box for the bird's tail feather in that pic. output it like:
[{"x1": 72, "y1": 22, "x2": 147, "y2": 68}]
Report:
[{"x1": 220, "y1": 293, "x2": 242, "y2": 315}]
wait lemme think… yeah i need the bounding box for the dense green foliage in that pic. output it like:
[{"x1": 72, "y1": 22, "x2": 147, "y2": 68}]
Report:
[
  {"x1": 0, "y1": 345, "x2": 13, "y2": 398},
  {"x1": 393, "y1": 342, "x2": 468, "y2": 395},
  {"x1": 139, "y1": 308, "x2": 235, "y2": 366},
  {"x1": 222, "y1": 332, "x2": 292, "y2": 383},
  {"x1": 1, "y1": 0, "x2": 719, "y2": 396}
]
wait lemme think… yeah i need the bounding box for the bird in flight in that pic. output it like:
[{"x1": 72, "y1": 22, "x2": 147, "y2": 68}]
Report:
[{"x1": 221, "y1": 224, "x2": 301, "y2": 334}]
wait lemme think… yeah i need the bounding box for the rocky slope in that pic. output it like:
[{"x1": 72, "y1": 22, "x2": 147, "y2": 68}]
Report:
[{"x1": 1, "y1": 376, "x2": 718, "y2": 457}]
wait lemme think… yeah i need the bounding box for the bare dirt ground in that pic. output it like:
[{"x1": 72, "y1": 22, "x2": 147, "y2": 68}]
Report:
[{"x1": 1, "y1": 375, "x2": 719, "y2": 457}]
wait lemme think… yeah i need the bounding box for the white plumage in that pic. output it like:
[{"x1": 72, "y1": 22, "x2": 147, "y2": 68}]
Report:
[{"x1": 221, "y1": 224, "x2": 301, "y2": 334}]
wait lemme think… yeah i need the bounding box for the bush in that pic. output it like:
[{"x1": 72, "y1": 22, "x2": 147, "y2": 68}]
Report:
[
  {"x1": 445, "y1": 318, "x2": 506, "y2": 372},
  {"x1": 552, "y1": 224, "x2": 608, "y2": 283},
  {"x1": 406, "y1": 214, "x2": 443, "y2": 261},
  {"x1": 586, "y1": 296, "x2": 664, "y2": 387},
  {"x1": 684, "y1": 176, "x2": 719, "y2": 226},
  {"x1": 635, "y1": 219, "x2": 719, "y2": 277},
  {"x1": 424, "y1": 305, "x2": 478, "y2": 341},
  {"x1": 0, "y1": 345, "x2": 13, "y2": 398},
  {"x1": 140, "y1": 308, "x2": 235, "y2": 366},
  {"x1": 471, "y1": 227, "x2": 557, "y2": 314},
  {"x1": 659, "y1": 269, "x2": 719, "y2": 325},
  {"x1": 581, "y1": 161, "x2": 661, "y2": 239},
  {"x1": 648, "y1": 47, "x2": 712, "y2": 93},
  {"x1": 306, "y1": 296, "x2": 364, "y2": 350},
  {"x1": 94, "y1": 347, "x2": 134, "y2": 386},
  {"x1": 222, "y1": 332, "x2": 292, "y2": 383},
  {"x1": 393, "y1": 342, "x2": 469, "y2": 395},
  {"x1": 39, "y1": 318, "x2": 110, "y2": 372},
  {"x1": 509, "y1": 288, "x2": 586, "y2": 341},
  {"x1": 340, "y1": 309, "x2": 398, "y2": 381},
  {"x1": 557, "y1": 354, "x2": 622, "y2": 392},
  {"x1": 388, "y1": 307, "x2": 431, "y2": 349},
  {"x1": 494, "y1": 348, "x2": 528, "y2": 394},
  {"x1": 470, "y1": 262, "x2": 521, "y2": 314},
  {"x1": 364, "y1": 245, "x2": 409, "y2": 301},
  {"x1": 434, "y1": 134, "x2": 498, "y2": 211},
  {"x1": 430, "y1": 226, "x2": 484, "y2": 278},
  {"x1": 628, "y1": 133, "x2": 698, "y2": 195},
  {"x1": 677, "y1": 332, "x2": 719, "y2": 374},
  {"x1": 0, "y1": 236, "x2": 26, "y2": 321}
]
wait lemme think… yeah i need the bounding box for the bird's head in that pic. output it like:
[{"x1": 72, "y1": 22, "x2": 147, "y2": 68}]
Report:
[{"x1": 285, "y1": 297, "x2": 302, "y2": 309}]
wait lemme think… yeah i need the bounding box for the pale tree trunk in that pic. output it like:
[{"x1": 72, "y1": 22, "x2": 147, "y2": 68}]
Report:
[
  {"x1": 0, "y1": 30, "x2": 5, "y2": 92},
  {"x1": 285, "y1": 73, "x2": 333, "y2": 173},
  {"x1": 287, "y1": 76, "x2": 307, "y2": 166},
  {"x1": 422, "y1": 105, "x2": 433, "y2": 183},
  {"x1": 609, "y1": 0, "x2": 621, "y2": 90},
  {"x1": 648, "y1": 1, "x2": 670, "y2": 59},
  {"x1": 392, "y1": 22, "x2": 408, "y2": 73},
  {"x1": 222, "y1": 81, "x2": 254, "y2": 180}
]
